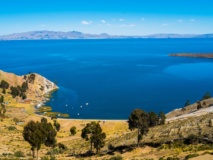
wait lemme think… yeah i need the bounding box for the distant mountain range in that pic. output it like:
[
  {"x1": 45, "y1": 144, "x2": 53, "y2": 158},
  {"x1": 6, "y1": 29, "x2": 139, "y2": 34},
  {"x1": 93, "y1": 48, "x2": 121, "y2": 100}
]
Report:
[{"x1": 0, "y1": 30, "x2": 213, "y2": 40}]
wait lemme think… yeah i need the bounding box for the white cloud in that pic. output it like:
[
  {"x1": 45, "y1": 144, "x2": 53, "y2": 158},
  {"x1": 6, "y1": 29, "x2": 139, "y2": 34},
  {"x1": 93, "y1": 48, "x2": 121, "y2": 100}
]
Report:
[
  {"x1": 81, "y1": 20, "x2": 92, "y2": 25},
  {"x1": 119, "y1": 18, "x2": 124, "y2": 22},
  {"x1": 190, "y1": 19, "x2": 196, "y2": 22},
  {"x1": 101, "y1": 20, "x2": 106, "y2": 23},
  {"x1": 177, "y1": 19, "x2": 183, "y2": 23},
  {"x1": 141, "y1": 18, "x2": 145, "y2": 21}
]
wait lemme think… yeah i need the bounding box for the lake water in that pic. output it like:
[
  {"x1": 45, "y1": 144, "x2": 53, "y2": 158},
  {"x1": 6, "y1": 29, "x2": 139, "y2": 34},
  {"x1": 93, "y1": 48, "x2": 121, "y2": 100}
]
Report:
[{"x1": 0, "y1": 39, "x2": 213, "y2": 119}]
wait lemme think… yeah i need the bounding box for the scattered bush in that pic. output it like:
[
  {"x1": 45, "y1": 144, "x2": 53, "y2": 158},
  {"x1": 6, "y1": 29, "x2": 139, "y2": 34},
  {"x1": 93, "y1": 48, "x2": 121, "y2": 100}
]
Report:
[
  {"x1": 166, "y1": 157, "x2": 180, "y2": 160},
  {"x1": 14, "y1": 151, "x2": 25, "y2": 157},
  {"x1": 47, "y1": 148, "x2": 64, "y2": 155},
  {"x1": 109, "y1": 155, "x2": 123, "y2": 160},
  {"x1": 70, "y1": 126, "x2": 77, "y2": 135},
  {"x1": 58, "y1": 143, "x2": 67, "y2": 150},
  {"x1": 202, "y1": 92, "x2": 211, "y2": 100},
  {"x1": 108, "y1": 144, "x2": 115, "y2": 151},
  {"x1": 197, "y1": 144, "x2": 213, "y2": 151},
  {"x1": 185, "y1": 153, "x2": 199, "y2": 160},
  {"x1": 185, "y1": 134, "x2": 199, "y2": 145},
  {"x1": 7, "y1": 126, "x2": 17, "y2": 131},
  {"x1": 41, "y1": 156, "x2": 50, "y2": 160}
]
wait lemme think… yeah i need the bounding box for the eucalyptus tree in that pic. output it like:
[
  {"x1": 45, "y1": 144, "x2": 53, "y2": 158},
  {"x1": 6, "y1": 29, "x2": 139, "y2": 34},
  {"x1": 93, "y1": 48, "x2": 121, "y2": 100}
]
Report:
[
  {"x1": 81, "y1": 122, "x2": 106, "y2": 154},
  {"x1": 128, "y1": 109, "x2": 149, "y2": 147}
]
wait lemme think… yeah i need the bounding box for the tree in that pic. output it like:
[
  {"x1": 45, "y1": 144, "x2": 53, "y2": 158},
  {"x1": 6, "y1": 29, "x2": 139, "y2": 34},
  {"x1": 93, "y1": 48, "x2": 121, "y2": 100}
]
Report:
[
  {"x1": 158, "y1": 111, "x2": 166, "y2": 125},
  {"x1": 23, "y1": 118, "x2": 57, "y2": 160},
  {"x1": 21, "y1": 82, "x2": 28, "y2": 92},
  {"x1": 197, "y1": 101, "x2": 202, "y2": 110},
  {"x1": 53, "y1": 120, "x2": 61, "y2": 132},
  {"x1": 10, "y1": 86, "x2": 19, "y2": 98},
  {"x1": 128, "y1": 109, "x2": 149, "y2": 147},
  {"x1": 148, "y1": 112, "x2": 159, "y2": 127},
  {"x1": 0, "y1": 80, "x2": 9, "y2": 89},
  {"x1": 81, "y1": 122, "x2": 106, "y2": 154},
  {"x1": 23, "y1": 121, "x2": 42, "y2": 159},
  {"x1": 202, "y1": 92, "x2": 211, "y2": 100},
  {"x1": 28, "y1": 74, "x2": 36, "y2": 84},
  {"x1": 185, "y1": 100, "x2": 190, "y2": 107},
  {"x1": 0, "y1": 95, "x2": 4, "y2": 103},
  {"x1": 70, "y1": 126, "x2": 77, "y2": 135},
  {"x1": 0, "y1": 103, "x2": 6, "y2": 116}
]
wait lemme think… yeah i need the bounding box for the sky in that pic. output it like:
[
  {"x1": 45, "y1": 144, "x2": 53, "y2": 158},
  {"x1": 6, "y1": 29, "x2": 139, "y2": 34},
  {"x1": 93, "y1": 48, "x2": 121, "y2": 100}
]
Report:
[{"x1": 0, "y1": 0, "x2": 213, "y2": 36}]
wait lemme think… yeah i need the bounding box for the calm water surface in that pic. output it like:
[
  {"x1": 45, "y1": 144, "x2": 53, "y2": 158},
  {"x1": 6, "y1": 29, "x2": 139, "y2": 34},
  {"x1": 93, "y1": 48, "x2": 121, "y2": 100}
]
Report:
[{"x1": 0, "y1": 39, "x2": 213, "y2": 119}]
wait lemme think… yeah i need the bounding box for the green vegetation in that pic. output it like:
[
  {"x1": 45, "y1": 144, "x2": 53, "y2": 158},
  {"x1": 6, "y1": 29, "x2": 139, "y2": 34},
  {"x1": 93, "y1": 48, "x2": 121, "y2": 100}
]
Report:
[
  {"x1": 53, "y1": 120, "x2": 61, "y2": 132},
  {"x1": 128, "y1": 109, "x2": 166, "y2": 147},
  {"x1": 70, "y1": 126, "x2": 77, "y2": 135},
  {"x1": 0, "y1": 95, "x2": 4, "y2": 103},
  {"x1": 81, "y1": 121, "x2": 106, "y2": 154},
  {"x1": 185, "y1": 153, "x2": 199, "y2": 160},
  {"x1": 10, "y1": 82, "x2": 28, "y2": 99},
  {"x1": 28, "y1": 73, "x2": 36, "y2": 84},
  {"x1": 7, "y1": 126, "x2": 17, "y2": 131},
  {"x1": 185, "y1": 100, "x2": 190, "y2": 107},
  {"x1": 14, "y1": 151, "x2": 25, "y2": 157},
  {"x1": 0, "y1": 80, "x2": 10, "y2": 89},
  {"x1": 0, "y1": 103, "x2": 6, "y2": 116},
  {"x1": 109, "y1": 155, "x2": 123, "y2": 160},
  {"x1": 23, "y1": 117, "x2": 57, "y2": 159},
  {"x1": 128, "y1": 109, "x2": 149, "y2": 147},
  {"x1": 202, "y1": 92, "x2": 211, "y2": 100}
]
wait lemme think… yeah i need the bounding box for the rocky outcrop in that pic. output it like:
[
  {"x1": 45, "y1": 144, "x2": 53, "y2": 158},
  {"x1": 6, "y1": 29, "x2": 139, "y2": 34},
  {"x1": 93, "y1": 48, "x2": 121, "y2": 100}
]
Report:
[{"x1": 0, "y1": 70, "x2": 58, "y2": 100}]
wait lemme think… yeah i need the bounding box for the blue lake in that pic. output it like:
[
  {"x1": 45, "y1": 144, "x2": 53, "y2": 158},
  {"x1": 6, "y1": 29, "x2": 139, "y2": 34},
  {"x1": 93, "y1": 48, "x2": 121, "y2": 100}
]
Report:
[{"x1": 0, "y1": 39, "x2": 213, "y2": 119}]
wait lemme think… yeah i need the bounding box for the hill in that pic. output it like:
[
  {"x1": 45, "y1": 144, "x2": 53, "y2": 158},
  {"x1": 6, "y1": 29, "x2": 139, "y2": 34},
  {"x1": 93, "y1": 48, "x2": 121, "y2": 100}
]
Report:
[
  {"x1": 0, "y1": 31, "x2": 213, "y2": 40},
  {"x1": 0, "y1": 70, "x2": 58, "y2": 103}
]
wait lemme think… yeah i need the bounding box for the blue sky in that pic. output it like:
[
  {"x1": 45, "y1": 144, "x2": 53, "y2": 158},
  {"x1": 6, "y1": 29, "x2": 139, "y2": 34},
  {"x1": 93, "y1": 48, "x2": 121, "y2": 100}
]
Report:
[{"x1": 0, "y1": 0, "x2": 213, "y2": 35}]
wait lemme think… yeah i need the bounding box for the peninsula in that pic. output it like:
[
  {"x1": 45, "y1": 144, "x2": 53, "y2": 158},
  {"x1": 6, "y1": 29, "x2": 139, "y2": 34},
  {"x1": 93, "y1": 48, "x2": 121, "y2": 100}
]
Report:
[{"x1": 169, "y1": 53, "x2": 213, "y2": 58}]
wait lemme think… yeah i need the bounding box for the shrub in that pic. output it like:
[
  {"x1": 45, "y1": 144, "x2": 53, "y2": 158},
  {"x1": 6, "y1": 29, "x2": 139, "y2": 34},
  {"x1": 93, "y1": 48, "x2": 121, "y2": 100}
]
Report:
[
  {"x1": 185, "y1": 153, "x2": 199, "y2": 159},
  {"x1": 14, "y1": 151, "x2": 25, "y2": 157},
  {"x1": 109, "y1": 155, "x2": 123, "y2": 160},
  {"x1": 41, "y1": 156, "x2": 50, "y2": 160},
  {"x1": 108, "y1": 144, "x2": 115, "y2": 151},
  {"x1": 167, "y1": 157, "x2": 180, "y2": 160},
  {"x1": 7, "y1": 126, "x2": 16, "y2": 131},
  {"x1": 198, "y1": 144, "x2": 212, "y2": 151},
  {"x1": 185, "y1": 134, "x2": 199, "y2": 145},
  {"x1": 58, "y1": 143, "x2": 67, "y2": 150},
  {"x1": 70, "y1": 126, "x2": 77, "y2": 135},
  {"x1": 202, "y1": 92, "x2": 211, "y2": 100}
]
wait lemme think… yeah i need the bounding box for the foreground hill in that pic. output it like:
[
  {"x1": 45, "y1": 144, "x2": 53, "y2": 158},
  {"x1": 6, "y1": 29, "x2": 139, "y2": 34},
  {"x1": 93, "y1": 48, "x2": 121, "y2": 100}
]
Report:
[{"x1": 1, "y1": 70, "x2": 213, "y2": 159}]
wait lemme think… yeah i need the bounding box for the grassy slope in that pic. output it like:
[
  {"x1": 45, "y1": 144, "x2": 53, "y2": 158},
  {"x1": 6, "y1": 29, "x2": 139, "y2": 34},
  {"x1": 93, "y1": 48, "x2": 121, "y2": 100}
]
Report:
[{"x1": 1, "y1": 93, "x2": 213, "y2": 159}]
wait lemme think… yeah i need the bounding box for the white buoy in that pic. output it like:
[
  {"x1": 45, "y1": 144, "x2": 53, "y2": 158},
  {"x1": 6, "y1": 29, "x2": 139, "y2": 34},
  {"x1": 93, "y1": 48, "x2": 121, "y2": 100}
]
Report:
[
  {"x1": 80, "y1": 105, "x2": 83, "y2": 108},
  {"x1": 85, "y1": 103, "x2": 89, "y2": 106},
  {"x1": 77, "y1": 113, "x2": 80, "y2": 116},
  {"x1": 66, "y1": 104, "x2": 68, "y2": 107}
]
